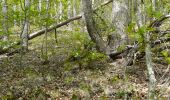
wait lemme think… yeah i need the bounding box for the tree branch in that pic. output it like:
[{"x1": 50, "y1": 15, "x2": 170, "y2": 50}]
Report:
[
  {"x1": 151, "y1": 37, "x2": 170, "y2": 47},
  {"x1": 149, "y1": 15, "x2": 170, "y2": 27}
]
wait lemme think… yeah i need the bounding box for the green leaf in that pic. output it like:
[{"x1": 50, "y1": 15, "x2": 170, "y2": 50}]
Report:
[
  {"x1": 166, "y1": 57, "x2": 170, "y2": 64},
  {"x1": 161, "y1": 50, "x2": 169, "y2": 57}
]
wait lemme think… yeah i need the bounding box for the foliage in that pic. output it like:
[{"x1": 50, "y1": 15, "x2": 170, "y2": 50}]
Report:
[
  {"x1": 1, "y1": 91, "x2": 15, "y2": 100},
  {"x1": 64, "y1": 76, "x2": 75, "y2": 85},
  {"x1": 161, "y1": 50, "x2": 170, "y2": 64},
  {"x1": 60, "y1": 31, "x2": 107, "y2": 69},
  {"x1": 79, "y1": 82, "x2": 91, "y2": 92}
]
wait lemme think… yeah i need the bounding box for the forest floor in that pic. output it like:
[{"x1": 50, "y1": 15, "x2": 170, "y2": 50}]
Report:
[{"x1": 0, "y1": 31, "x2": 169, "y2": 99}]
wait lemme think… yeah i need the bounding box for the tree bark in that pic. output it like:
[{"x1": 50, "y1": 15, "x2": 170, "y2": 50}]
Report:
[
  {"x1": 110, "y1": 0, "x2": 130, "y2": 51},
  {"x1": 73, "y1": 0, "x2": 77, "y2": 17},
  {"x1": 13, "y1": 4, "x2": 17, "y2": 26},
  {"x1": 2, "y1": 0, "x2": 8, "y2": 41},
  {"x1": 136, "y1": 0, "x2": 145, "y2": 28},
  {"x1": 67, "y1": 0, "x2": 72, "y2": 30},
  {"x1": 146, "y1": 1, "x2": 157, "y2": 99},
  {"x1": 38, "y1": 0, "x2": 42, "y2": 12},
  {"x1": 59, "y1": 0, "x2": 63, "y2": 20},
  {"x1": 82, "y1": 0, "x2": 110, "y2": 54},
  {"x1": 21, "y1": 0, "x2": 30, "y2": 52},
  {"x1": 145, "y1": 32, "x2": 156, "y2": 99},
  {"x1": 135, "y1": 1, "x2": 156, "y2": 99}
]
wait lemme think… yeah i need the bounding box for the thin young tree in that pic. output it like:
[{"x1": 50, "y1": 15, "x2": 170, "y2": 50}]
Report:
[
  {"x1": 59, "y1": 0, "x2": 63, "y2": 21},
  {"x1": 2, "y1": 0, "x2": 9, "y2": 41},
  {"x1": 145, "y1": 0, "x2": 157, "y2": 99},
  {"x1": 135, "y1": 0, "x2": 156, "y2": 99},
  {"x1": 67, "y1": 0, "x2": 72, "y2": 30},
  {"x1": 21, "y1": 0, "x2": 30, "y2": 52},
  {"x1": 44, "y1": 0, "x2": 50, "y2": 63},
  {"x1": 13, "y1": 4, "x2": 17, "y2": 27}
]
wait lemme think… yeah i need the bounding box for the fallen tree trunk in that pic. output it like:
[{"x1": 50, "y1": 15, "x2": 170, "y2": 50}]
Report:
[
  {"x1": 29, "y1": 0, "x2": 113, "y2": 39},
  {"x1": 109, "y1": 14, "x2": 170, "y2": 62},
  {"x1": 29, "y1": 15, "x2": 82, "y2": 40},
  {"x1": 0, "y1": 16, "x2": 82, "y2": 54},
  {"x1": 0, "y1": 0, "x2": 113, "y2": 55}
]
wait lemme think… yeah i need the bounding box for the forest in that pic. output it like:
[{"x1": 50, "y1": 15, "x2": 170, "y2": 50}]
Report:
[{"x1": 0, "y1": 0, "x2": 169, "y2": 99}]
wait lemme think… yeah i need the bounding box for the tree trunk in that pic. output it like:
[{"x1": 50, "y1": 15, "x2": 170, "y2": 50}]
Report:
[
  {"x1": 38, "y1": 0, "x2": 42, "y2": 15},
  {"x1": 2, "y1": 0, "x2": 8, "y2": 41},
  {"x1": 136, "y1": 0, "x2": 157, "y2": 99},
  {"x1": 67, "y1": 0, "x2": 72, "y2": 30},
  {"x1": 43, "y1": 0, "x2": 50, "y2": 62},
  {"x1": 146, "y1": 0, "x2": 157, "y2": 99},
  {"x1": 21, "y1": 0, "x2": 30, "y2": 52},
  {"x1": 145, "y1": 32, "x2": 156, "y2": 99},
  {"x1": 136, "y1": 0, "x2": 145, "y2": 28},
  {"x1": 59, "y1": 0, "x2": 63, "y2": 20},
  {"x1": 110, "y1": 0, "x2": 130, "y2": 51},
  {"x1": 82, "y1": 0, "x2": 110, "y2": 54},
  {"x1": 13, "y1": 4, "x2": 17, "y2": 27},
  {"x1": 73, "y1": 0, "x2": 77, "y2": 17},
  {"x1": 152, "y1": 0, "x2": 156, "y2": 12}
]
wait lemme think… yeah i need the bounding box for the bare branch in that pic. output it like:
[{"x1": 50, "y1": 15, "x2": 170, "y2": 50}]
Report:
[
  {"x1": 149, "y1": 15, "x2": 170, "y2": 27},
  {"x1": 151, "y1": 37, "x2": 170, "y2": 47}
]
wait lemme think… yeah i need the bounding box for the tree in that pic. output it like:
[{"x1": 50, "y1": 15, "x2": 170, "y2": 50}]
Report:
[
  {"x1": 44, "y1": 0, "x2": 50, "y2": 62},
  {"x1": 21, "y1": 0, "x2": 30, "y2": 52},
  {"x1": 110, "y1": 0, "x2": 130, "y2": 51},
  {"x1": 146, "y1": 0, "x2": 156, "y2": 99},
  {"x1": 67, "y1": 0, "x2": 72, "y2": 30},
  {"x1": 82, "y1": 0, "x2": 110, "y2": 54},
  {"x1": 2, "y1": 0, "x2": 8, "y2": 41},
  {"x1": 59, "y1": 0, "x2": 63, "y2": 21}
]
